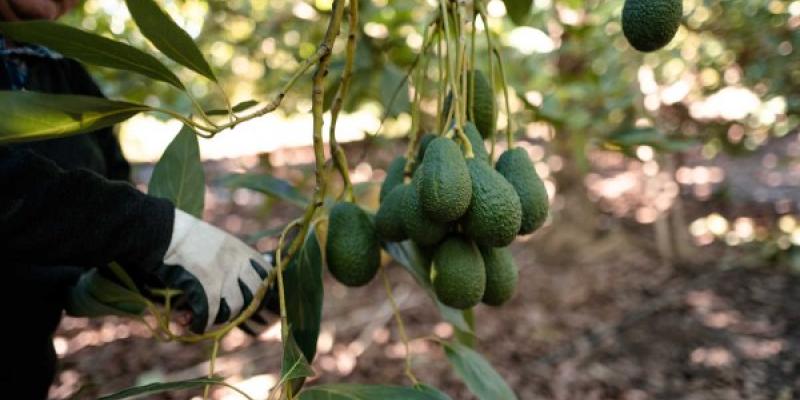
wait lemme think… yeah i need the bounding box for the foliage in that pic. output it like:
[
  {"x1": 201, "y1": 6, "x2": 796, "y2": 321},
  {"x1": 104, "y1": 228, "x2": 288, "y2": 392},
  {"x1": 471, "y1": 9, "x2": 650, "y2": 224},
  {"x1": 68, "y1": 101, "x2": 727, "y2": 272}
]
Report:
[{"x1": 5, "y1": 0, "x2": 799, "y2": 398}]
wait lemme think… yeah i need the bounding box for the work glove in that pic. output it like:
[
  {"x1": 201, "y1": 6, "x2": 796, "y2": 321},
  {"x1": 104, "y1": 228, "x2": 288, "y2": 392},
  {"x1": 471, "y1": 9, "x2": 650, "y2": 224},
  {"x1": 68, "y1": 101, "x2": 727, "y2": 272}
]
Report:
[{"x1": 152, "y1": 209, "x2": 274, "y2": 334}]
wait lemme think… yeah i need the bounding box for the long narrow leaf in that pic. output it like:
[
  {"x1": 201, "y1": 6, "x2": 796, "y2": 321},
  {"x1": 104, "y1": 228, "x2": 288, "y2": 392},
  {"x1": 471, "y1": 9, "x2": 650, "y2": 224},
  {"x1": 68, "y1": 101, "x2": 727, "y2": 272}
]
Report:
[
  {"x1": 0, "y1": 91, "x2": 147, "y2": 144},
  {"x1": 279, "y1": 333, "x2": 315, "y2": 385},
  {"x1": 125, "y1": 0, "x2": 216, "y2": 82},
  {"x1": 298, "y1": 384, "x2": 451, "y2": 400},
  {"x1": 99, "y1": 376, "x2": 224, "y2": 400},
  {"x1": 0, "y1": 21, "x2": 183, "y2": 89},
  {"x1": 284, "y1": 230, "x2": 324, "y2": 362},
  {"x1": 148, "y1": 125, "x2": 206, "y2": 217},
  {"x1": 443, "y1": 342, "x2": 517, "y2": 400}
]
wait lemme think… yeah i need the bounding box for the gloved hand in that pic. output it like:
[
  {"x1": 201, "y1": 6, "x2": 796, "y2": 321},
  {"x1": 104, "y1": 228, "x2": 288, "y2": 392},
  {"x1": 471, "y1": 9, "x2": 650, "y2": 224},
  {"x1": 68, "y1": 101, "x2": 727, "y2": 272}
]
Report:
[{"x1": 152, "y1": 209, "x2": 274, "y2": 334}]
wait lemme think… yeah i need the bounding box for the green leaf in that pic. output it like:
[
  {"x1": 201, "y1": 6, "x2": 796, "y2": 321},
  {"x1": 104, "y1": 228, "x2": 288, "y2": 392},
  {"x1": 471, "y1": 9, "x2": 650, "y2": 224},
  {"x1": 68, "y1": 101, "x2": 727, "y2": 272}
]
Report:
[
  {"x1": 414, "y1": 384, "x2": 453, "y2": 400},
  {"x1": 205, "y1": 100, "x2": 260, "y2": 116},
  {"x1": 279, "y1": 332, "x2": 315, "y2": 391},
  {"x1": 65, "y1": 269, "x2": 148, "y2": 318},
  {"x1": 0, "y1": 91, "x2": 146, "y2": 144},
  {"x1": 220, "y1": 173, "x2": 309, "y2": 208},
  {"x1": 502, "y1": 0, "x2": 533, "y2": 26},
  {"x1": 380, "y1": 63, "x2": 410, "y2": 118},
  {"x1": 284, "y1": 230, "x2": 324, "y2": 362},
  {"x1": 0, "y1": 21, "x2": 184, "y2": 89},
  {"x1": 443, "y1": 342, "x2": 517, "y2": 400},
  {"x1": 298, "y1": 384, "x2": 451, "y2": 400},
  {"x1": 606, "y1": 127, "x2": 698, "y2": 154},
  {"x1": 383, "y1": 241, "x2": 472, "y2": 333},
  {"x1": 98, "y1": 376, "x2": 224, "y2": 400},
  {"x1": 125, "y1": 0, "x2": 216, "y2": 82},
  {"x1": 148, "y1": 125, "x2": 206, "y2": 217}
]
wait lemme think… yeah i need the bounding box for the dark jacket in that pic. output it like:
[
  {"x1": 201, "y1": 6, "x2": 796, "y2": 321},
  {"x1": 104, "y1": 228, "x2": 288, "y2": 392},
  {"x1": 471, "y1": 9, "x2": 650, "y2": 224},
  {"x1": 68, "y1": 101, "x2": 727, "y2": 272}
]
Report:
[{"x1": 0, "y1": 49, "x2": 174, "y2": 399}]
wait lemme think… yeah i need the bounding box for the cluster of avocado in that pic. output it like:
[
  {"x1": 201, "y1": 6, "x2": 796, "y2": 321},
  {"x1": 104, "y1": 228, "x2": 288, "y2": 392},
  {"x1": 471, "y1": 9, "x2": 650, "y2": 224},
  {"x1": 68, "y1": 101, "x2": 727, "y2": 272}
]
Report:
[
  {"x1": 325, "y1": 69, "x2": 548, "y2": 310},
  {"x1": 374, "y1": 122, "x2": 548, "y2": 310}
]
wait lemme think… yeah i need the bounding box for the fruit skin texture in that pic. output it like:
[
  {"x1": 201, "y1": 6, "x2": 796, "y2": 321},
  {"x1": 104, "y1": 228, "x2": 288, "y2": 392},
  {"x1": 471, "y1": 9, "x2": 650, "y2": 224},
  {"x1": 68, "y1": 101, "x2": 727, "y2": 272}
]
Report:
[
  {"x1": 467, "y1": 70, "x2": 495, "y2": 139},
  {"x1": 459, "y1": 122, "x2": 490, "y2": 163},
  {"x1": 380, "y1": 156, "x2": 407, "y2": 202},
  {"x1": 480, "y1": 246, "x2": 519, "y2": 306},
  {"x1": 375, "y1": 184, "x2": 409, "y2": 242},
  {"x1": 402, "y1": 169, "x2": 449, "y2": 245},
  {"x1": 462, "y1": 158, "x2": 522, "y2": 247},
  {"x1": 417, "y1": 137, "x2": 472, "y2": 222},
  {"x1": 496, "y1": 148, "x2": 549, "y2": 235},
  {"x1": 326, "y1": 202, "x2": 381, "y2": 286},
  {"x1": 622, "y1": 0, "x2": 682, "y2": 52},
  {"x1": 432, "y1": 237, "x2": 486, "y2": 309}
]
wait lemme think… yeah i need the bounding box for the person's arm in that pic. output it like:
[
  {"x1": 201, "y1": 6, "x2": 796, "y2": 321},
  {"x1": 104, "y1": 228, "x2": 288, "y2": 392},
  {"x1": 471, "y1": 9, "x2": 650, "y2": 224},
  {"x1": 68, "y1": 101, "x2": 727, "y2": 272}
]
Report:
[
  {"x1": 0, "y1": 145, "x2": 275, "y2": 333},
  {"x1": 0, "y1": 145, "x2": 174, "y2": 272}
]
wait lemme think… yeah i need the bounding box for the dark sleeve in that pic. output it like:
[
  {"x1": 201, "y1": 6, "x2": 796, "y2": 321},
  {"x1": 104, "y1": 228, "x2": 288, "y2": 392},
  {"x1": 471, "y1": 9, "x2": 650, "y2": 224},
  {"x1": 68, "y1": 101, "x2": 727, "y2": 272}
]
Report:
[
  {"x1": 68, "y1": 59, "x2": 131, "y2": 181},
  {"x1": 0, "y1": 146, "x2": 174, "y2": 273}
]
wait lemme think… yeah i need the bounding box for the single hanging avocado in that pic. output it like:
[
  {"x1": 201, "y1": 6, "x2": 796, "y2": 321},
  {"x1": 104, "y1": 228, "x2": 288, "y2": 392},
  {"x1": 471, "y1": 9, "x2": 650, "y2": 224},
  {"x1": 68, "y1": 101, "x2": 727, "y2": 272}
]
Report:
[
  {"x1": 622, "y1": 0, "x2": 682, "y2": 52},
  {"x1": 416, "y1": 137, "x2": 472, "y2": 222},
  {"x1": 432, "y1": 236, "x2": 486, "y2": 309},
  {"x1": 402, "y1": 168, "x2": 449, "y2": 246},
  {"x1": 375, "y1": 184, "x2": 410, "y2": 242},
  {"x1": 461, "y1": 158, "x2": 522, "y2": 247},
  {"x1": 379, "y1": 156, "x2": 407, "y2": 202},
  {"x1": 496, "y1": 147, "x2": 549, "y2": 235},
  {"x1": 326, "y1": 202, "x2": 381, "y2": 286},
  {"x1": 480, "y1": 246, "x2": 519, "y2": 306}
]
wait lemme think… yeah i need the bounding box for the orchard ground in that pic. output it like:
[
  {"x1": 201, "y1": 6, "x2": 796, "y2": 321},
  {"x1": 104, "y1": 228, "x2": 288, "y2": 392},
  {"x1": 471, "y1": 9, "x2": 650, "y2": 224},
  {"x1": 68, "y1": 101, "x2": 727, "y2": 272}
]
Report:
[{"x1": 50, "y1": 136, "x2": 800, "y2": 399}]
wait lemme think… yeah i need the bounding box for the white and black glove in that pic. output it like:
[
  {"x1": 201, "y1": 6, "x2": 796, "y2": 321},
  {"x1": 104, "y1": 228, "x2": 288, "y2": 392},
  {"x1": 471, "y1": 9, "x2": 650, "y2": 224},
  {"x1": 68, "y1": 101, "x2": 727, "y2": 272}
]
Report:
[{"x1": 153, "y1": 209, "x2": 274, "y2": 333}]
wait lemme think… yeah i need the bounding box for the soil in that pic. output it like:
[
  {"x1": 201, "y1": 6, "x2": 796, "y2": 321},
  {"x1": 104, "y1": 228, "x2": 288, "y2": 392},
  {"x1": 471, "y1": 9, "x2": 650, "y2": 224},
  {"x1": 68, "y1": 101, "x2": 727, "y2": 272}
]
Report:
[{"x1": 49, "y1": 140, "x2": 800, "y2": 400}]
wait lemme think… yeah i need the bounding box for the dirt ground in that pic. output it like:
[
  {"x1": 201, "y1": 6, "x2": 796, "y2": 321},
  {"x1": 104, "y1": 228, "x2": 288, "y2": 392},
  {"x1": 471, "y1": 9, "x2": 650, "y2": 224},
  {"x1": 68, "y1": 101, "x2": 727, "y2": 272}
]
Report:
[{"x1": 49, "y1": 140, "x2": 800, "y2": 400}]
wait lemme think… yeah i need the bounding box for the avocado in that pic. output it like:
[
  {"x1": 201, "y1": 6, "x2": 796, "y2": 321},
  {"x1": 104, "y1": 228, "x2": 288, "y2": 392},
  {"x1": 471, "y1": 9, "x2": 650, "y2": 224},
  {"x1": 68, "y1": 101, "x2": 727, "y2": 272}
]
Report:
[
  {"x1": 402, "y1": 168, "x2": 449, "y2": 246},
  {"x1": 480, "y1": 246, "x2": 518, "y2": 306},
  {"x1": 461, "y1": 158, "x2": 522, "y2": 247},
  {"x1": 417, "y1": 137, "x2": 472, "y2": 222},
  {"x1": 375, "y1": 184, "x2": 409, "y2": 242},
  {"x1": 432, "y1": 236, "x2": 486, "y2": 309},
  {"x1": 326, "y1": 202, "x2": 381, "y2": 286},
  {"x1": 416, "y1": 133, "x2": 437, "y2": 165},
  {"x1": 380, "y1": 156, "x2": 407, "y2": 202},
  {"x1": 459, "y1": 122, "x2": 490, "y2": 163},
  {"x1": 495, "y1": 148, "x2": 549, "y2": 235},
  {"x1": 622, "y1": 0, "x2": 682, "y2": 52},
  {"x1": 466, "y1": 70, "x2": 495, "y2": 139},
  {"x1": 442, "y1": 70, "x2": 495, "y2": 139}
]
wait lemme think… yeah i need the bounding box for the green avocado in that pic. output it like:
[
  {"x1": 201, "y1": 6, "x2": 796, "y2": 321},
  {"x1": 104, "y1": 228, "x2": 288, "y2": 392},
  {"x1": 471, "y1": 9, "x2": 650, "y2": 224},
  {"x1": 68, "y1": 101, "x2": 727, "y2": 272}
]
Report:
[
  {"x1": 417, "y1": 137, "x2": 472, "y2": 222},
  {"x1": 466, "y1": 70, "x2": 495, "y2": 139},
  {"x1": 480, "y1": 246, "x2": 519, "y2": 306},
  {"x1": 326, "y1": 202, "x2": 381, "y2": 286},
  {"x1": 495, "y1": 148, "x2": 549, "y2": 235},
  {"x1": 432, "y1": 236, "x2": 486, "y2": 309},
  {"x1": 380, "y1": 156, "x2": 407, "y2": 202},
  {"x1": 416, "y1": 133, "x2": 437, "y2": 165},
  {"x1": 622, "y1": 0, "x2": 682, "y2": 52},
  {"x1": 402, "y1": 169, "x2": 449, "y2": 246},
  {"x1": 442, "y1": 71, "x2": 495, "y2": 139},
  {"x1": 461, "y1": 158, "x2": 522, "y2": 247},
  {"x1": 458, "y1": 122, "x2": 490, "y2": 163},
  {"x1": 375, "y1": 184, "x2": 409, "y2": 242}
]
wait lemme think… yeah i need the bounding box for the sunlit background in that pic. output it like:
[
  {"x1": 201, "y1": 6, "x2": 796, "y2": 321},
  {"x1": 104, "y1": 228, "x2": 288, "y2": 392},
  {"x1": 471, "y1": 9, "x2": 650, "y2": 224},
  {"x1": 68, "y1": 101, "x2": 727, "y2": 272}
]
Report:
[{"x1": 46, "y1": 0, "x2": 800, "y2": 398}]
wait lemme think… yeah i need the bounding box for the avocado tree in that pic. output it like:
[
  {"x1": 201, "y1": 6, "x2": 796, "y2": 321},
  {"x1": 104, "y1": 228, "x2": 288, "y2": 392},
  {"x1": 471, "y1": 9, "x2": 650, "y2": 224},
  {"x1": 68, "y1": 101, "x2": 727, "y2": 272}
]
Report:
[{"x1": 3, "y1": 0, "x2": 783, "y2": 398}]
